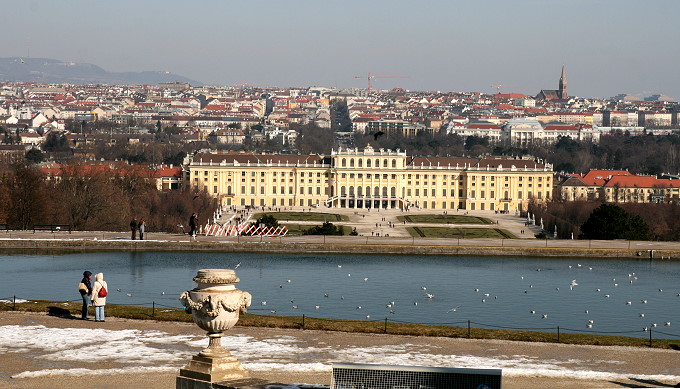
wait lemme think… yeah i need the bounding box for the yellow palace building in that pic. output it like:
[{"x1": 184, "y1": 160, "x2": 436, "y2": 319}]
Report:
[{"x1": 185, "y1": 145, "x2": 553, "y2": 212}]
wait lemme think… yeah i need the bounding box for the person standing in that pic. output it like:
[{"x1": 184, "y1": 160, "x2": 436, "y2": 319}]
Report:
[
  {"x1": 130, "y1": 218, "x2": 138, "y2": 240},
  {"x1": 91, "y1": 273, "x2": 108, "y2": 322},
  {"x1": 189, "y1": 213, "x2": 198, "y2": 240},
  {"x1": 78, "y1": 271, "x2": 93, "y2": 320},
  {"x1": 138, "y1": 218, "x2": 146, "y2": 240}
]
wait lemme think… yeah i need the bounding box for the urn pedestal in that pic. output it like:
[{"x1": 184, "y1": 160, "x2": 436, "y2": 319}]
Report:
[{"x1": 177, "y1": 269, "x2": 269, "y2": 389}]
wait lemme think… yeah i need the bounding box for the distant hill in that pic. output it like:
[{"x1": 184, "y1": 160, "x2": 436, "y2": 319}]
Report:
[{"x1": 0, "y1": 57, "x2": 203, "y2": 86}]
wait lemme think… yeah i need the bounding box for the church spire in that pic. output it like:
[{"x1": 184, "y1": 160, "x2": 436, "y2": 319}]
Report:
[{"x1": 559, "y1": 65, "x2": 567, "y2": 99}]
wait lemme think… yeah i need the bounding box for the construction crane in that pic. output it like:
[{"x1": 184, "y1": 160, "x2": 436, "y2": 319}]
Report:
[
  {"x1": 490, "y1": 84, "x2": 518, "y2": 94},
  {"x1": 354, "y1": 72, "x2": 408, "y2": 93}
]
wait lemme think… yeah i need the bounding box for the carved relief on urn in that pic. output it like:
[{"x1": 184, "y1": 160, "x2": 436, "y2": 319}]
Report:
[{"x1": 179, "y1": 269, "x2": 252, "y2": 357}]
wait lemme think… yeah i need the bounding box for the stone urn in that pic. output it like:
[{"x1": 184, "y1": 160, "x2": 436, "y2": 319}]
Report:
[{"x1": 178, "y1": 269, "x2": 252, "y2": 386}]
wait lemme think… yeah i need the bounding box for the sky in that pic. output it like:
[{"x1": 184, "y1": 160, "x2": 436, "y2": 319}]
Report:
[{"x1": 3, "y1": 0, "x2": 679, "y2": 99}]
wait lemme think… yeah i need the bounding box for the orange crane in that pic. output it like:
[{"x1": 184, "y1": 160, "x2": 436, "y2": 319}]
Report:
[{"x1": 355, "y1": 72, "x2": 408, "y2": 93}]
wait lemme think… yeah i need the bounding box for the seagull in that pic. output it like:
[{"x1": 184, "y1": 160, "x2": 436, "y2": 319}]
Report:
[
  {"x1": 337, "y1": 265, "x2": 342, "y2": 268},
  {"x1": 161, "y1": 291, "x2": 165, "y2": 295},
  {"x1": 542, "y1": 314, "x2": 548, "y2": 319},
  {"x1": 483, "y1": 293, "x2": 490, "y2": 297},
  {"x1": 347, "y1": 274, "x2": 351, "y2": 277},
  {"x1": 290, "y1": 300, "x2": 294, "y2": 303},
  {"x1": 126, "y1": 293, "x2": 132, "y2": 297},
  {"x1": 447, "y1": 306, "x2": 461, "y2": 313},
  {"x1": 386, "y1": 303, "x2": 393, "y2": 308},
  {"x1": 292, "y1": 305, "x2": 299, "y2": 309},
  {"x1": 425, "y1": 293, "x2": 434, "y2": 299},
  {"x1": 363, "y1": 277, "x2": 369, "y2": 282},
  {"x1": 286, "y1": 279, "x2": 291, "y2": 283},
  {"x1": 116, "y1": 288, "x2": 122, "y2": 292},
  {"x1": 604, "y1": 294, "x2": 610, "y2": 298},
  {"x1": 641, "y1": 300, "x2": 648, "y2": 304},
  {"x1": 588, "y1": 319, "x2": 594, "y2": 324},
  {"x1": 421, "y1": 286, "x2": 427, "y2": 291},
  {"x1": 261, "y1": 301, "x2": 267, "y2": 306},
  {"x1": 596, "y1": 288, "x2": 601, "y2": 292},
  {"x1": 270, "y1": 310, "x2": 276, "y2": 314},
  {"x1": 665, "y1": 322, "x2": 671, "y2": 326},
  {"x1": 279, "y1": 285, "x2": 283, "y2": 288},
  {"x1": 625, "y1": 301, "x2": 632, "y2": 305},
  {"x1": 482, "y1": 299, "x2": 486, "y2": 303},
  {"x1": 474, "y1": 288, "x2": 480, "y2": 292},
  {"x1": 234, "y1": 262, "x2": 241, "y2": 269},
  {"x1": 413, "y1": 302, "x2": 418, "y2": 306},
  {"x1": 341, "y1": 296, "x2": 345, "y2": 300},
  {"x1": 315, "y1": 305, "x2": 320, "y2": 310},
  {"x1": 366, "y1": 315, "x2": 371, "y2": 319},
  {"x1": 640, "y1": 313, "x2": 645, "y2": 317},
  {"x1": 356, "y1": 306, "x2": 362, "y2": 309},
  {"x1": 587, "y1": 323, "x2": 593, "y2": 328},
  {"x1": 324, "y1": 293, "x2": 329, "y2": 298},
  {"x1": 530, "y1": 310, "x2": 536, "y2": 314},
  {"x1": 588, "y1": 267, "x2": 593, "y2": 270},
  {"x1": 389, "y1": 310, "x2": 395, "y2": 314},
  {"x1": 585, "y1": 310, "x2": 589, "y2": 314},
  {"x1": 659, "y1": 288, "x2": 663, "y2": 292},
  {"x1": 614, "y1": 283, "x2": 618, "y2": 287}
]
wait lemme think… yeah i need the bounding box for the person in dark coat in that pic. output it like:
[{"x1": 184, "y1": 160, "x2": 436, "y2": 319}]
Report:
[
  {"x1": 130, "y1": 218, "x2": 138, "y2": 240},
  {"x1": 189, "y1": 213, "x2": 198, "y2": 239},
  {"x1": 79, "y1": 271, "x2": 93, "y2": 320}
]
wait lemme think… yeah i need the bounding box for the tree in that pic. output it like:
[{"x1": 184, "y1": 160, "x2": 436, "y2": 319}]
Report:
[
  {"x1": 253, "y1": 214, "x2": 279, "y2": 228},
  {"x1": 303, "y1": 221, "x2": 344, "y2": 235},
  {"x1": 25, "y1": 149, "x2": 44, "y2": 164},
  {"x1": 579, "y1": 204, "x2": 652, "y2": 240}
]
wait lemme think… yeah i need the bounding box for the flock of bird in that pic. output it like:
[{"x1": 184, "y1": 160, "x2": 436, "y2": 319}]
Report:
[{"x1": 252, "y1": 260, "x2": 677, "y2": 332}]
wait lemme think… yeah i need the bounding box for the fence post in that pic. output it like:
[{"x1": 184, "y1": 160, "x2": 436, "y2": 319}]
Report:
[
  {"x1": 649, "y1": 328, "x2": 652, "y2": 347},
  {"x1": 302, "y1": 314, "x2": 305, "y2": 329},
  {"x1": 13, "y1": 295, "x2": 16, "y2": 310},
  {"x1": 152, "y1": 301, "x2": 155, "y2": 317},
  {"x1": 467, "y1": 320, "x2": 471, "y2": 338},
  {"x1": 384, "y1": 318, "x2": 388, "y2": 333},
  {"x1": 557, "y1": 326, "x2": 560, "y2": 343}
]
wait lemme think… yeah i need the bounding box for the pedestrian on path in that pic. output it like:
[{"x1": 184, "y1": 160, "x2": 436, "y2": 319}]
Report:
[
  {"x1": 138, "y1": 218, "x2": 146, "y2": 240},
  {"x1": 78, "y1": 271, "x2": 93, "y2": 320},
  {"x1": 91, "y1": 273, "x2": 108, "y2": 322},
  {"x1": 189, "y1": 213, "x2": 198, "y2": 240},
  {"x1": 130, "y1": 218, "x2": 138, "y2": 240}
]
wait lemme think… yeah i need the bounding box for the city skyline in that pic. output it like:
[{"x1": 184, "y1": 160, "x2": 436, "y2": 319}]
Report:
[{"x1": 2, "y1": 0, "x2": 679, "y2": 99}]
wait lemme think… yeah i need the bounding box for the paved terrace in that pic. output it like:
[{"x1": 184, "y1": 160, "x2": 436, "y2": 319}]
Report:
[{"x1": 0, "y1": 208, "x2": 677, "y2": 258}]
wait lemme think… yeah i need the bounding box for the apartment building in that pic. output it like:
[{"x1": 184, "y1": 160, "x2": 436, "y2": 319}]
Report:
[{"x1": 185, "y1": 145, "x2": 553, "y2": 213}]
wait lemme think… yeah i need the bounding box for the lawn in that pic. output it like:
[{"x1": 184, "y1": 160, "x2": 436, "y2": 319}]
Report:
[
  {"x1": 407, "y1": 226, "x2": 515, "y2": 239},
  {"x1": 398, "y1": 214, "x2": 493, "y2": 224},
  {"x1": 253, "y1": 212, "x2": 349, "y2": 222},
  {"x1": 284, "y1": 223, "x2": 353, "y2": 236},
  {"x1": 2, "y1": 299, "x2": 676, "y2": 349}
]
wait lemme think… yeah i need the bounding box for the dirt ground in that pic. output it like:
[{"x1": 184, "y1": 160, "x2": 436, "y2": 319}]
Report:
[{"x1": 1, "y1": 311, "x2": 679, "y2": 389}]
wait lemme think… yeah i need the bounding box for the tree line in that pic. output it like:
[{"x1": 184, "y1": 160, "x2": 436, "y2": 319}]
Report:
[
  {"x1": 528, "y1": 200, "x2": 680, "y2": 241},
  {"x1": 0, "y1": 162, "x2": 216, "y2": 232}
]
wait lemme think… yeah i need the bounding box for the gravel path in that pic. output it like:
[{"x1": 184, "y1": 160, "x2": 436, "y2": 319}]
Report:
[{"x1": 1, "y1": 311, "x2": 679, "y2": 388}]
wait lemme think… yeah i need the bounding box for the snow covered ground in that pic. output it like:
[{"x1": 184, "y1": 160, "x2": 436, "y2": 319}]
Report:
[{"x1": 2, "y1": 323, "x2": 680, "y2": 384}]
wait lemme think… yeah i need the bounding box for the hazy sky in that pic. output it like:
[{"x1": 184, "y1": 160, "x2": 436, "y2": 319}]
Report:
[{"x1": 3, "y1": 0, "x2": 679, "y2": 99}]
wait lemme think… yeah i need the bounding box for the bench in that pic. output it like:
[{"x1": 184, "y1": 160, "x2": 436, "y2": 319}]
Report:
[{"x1": 33, "y1": 224, "x2": 71, "y2": 233}]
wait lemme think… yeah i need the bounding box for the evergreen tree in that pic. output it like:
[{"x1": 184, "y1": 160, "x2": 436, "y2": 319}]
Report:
[{"x1": 579, "y1": 204, "x2": 652, "y2": 240}]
